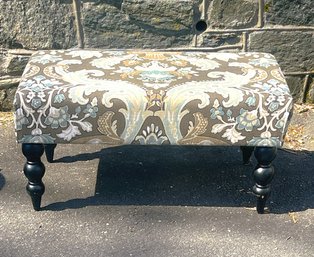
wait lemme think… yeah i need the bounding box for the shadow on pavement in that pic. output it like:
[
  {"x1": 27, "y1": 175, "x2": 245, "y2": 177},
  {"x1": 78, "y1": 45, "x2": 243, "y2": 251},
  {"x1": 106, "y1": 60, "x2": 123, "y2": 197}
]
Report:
[
  {"x1": 43, "y1": 145, "x2": 314, "y2": 214},
  {"x1": 0, "y1": 171, "x2": 5, "y2": 191}
]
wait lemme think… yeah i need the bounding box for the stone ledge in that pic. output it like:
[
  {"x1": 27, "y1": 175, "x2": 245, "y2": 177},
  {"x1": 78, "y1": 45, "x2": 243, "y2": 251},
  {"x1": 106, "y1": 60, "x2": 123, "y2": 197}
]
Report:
[
  {"x1": 8, "y1": 49, "x2": 35, "y2": 56},
  {"x1": 0, "y1": 77, "x2": 20, "y2": 90},
  {"x1": 197, "y1": 32, "x2": 242, "y2": 48},
  {"x1": 202, "y1": 26, "x2": 314, "y2": 34}
]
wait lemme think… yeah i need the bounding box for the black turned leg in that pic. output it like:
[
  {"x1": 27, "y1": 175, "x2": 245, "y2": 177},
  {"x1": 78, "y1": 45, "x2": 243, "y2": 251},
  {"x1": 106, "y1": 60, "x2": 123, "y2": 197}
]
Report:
[
  {"x1": 44, "y1": 144, "x2": 57, "y2": 163},
  {"x1": 22, "y1": 144, "x2": 45, "y2": 211},
  {"x1": 240, "y1": 146, "x2": 255, "y2": 165},
  {"x1": 253, "y1": 147, "x2": 277, "y2": 214}
]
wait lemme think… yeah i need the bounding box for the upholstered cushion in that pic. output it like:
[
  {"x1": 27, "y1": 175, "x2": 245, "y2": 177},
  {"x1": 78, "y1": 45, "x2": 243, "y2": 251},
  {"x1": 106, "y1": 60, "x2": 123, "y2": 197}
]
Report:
[{"x1": 14, "y1": 50, "x2": 293, "y2": 147}]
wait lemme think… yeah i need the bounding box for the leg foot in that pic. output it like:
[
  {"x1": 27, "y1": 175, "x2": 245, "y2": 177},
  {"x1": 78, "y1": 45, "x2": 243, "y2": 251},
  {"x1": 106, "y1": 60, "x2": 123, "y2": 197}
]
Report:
[
  {"x1": 240, "y1": 146, "x2": 254, "y2": 165},
  {"x1": 253, "y1": 147, "x2": 277, "y2": 214},
  {"x1": 256, "y1": 196, "x2": 268, "y2": 214},
  {"x1": 44, "y1": 144, "x2": 57, "y2": 163},
  {"x1": 28, "y1": 190, "x2": 42, "y2": 211},
  {"x1": 22, "y1": 144, "x2": 45, "y2": 211}
]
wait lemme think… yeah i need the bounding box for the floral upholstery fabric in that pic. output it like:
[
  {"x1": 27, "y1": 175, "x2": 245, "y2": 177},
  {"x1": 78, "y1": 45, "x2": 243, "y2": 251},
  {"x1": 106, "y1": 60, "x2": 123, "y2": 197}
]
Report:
[{"x1": 14, "y1": 50, "x2": 293, "y2": 147}]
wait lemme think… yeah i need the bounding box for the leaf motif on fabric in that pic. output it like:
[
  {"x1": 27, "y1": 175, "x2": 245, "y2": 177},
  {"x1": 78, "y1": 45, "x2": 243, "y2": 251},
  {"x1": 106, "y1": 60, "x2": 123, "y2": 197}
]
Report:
[
  {"x1": 178, "y1": 113, "x2": 209, "y2": 144},
  {"x1": 97, "y1": 112, "x2": 124, "y2": 144},
  {"x1": 271, "y1": 69, "x2": 286, "y2": 83},
  {"x1": 211, "y1": 123, "x2": 230, "y2": 134},
  {"x1": 57, "y1": 125, "x2": 81, "y2": 141},
  {"x1": 185, "y1": 112, "x2": 208, "y2": 138},
  {"x1": 222, "y1": 127, "x2": 245, "y2": 144},
  {"x1": 249, "y1": 68, "x2": 268, "y2": 83},
  {"x1": 81, "y1": 121, "x2": 93, "y2": 132},
  {"x1": 43, "y1": 66, "x2": 63, "y2": 80},
  {"x1": 135, "y1": 123, "x2": 168, "y2": 145},
  {"x1": 23, "y1": 65, "x2": 41, "y2": 79}
]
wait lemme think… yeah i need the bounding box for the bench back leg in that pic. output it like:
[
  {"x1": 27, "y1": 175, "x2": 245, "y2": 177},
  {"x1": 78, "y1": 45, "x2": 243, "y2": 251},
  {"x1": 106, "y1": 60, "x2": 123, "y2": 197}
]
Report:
[
  {"x1": 44, "y1": 144, "x2": 57, "y2": 163},
  {"x1": 240, "y1": 146, "x2": 255, "y2": 165}
]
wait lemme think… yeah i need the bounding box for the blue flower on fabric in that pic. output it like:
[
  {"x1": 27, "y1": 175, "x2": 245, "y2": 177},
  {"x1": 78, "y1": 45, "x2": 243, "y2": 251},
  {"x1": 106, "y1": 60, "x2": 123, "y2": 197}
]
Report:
[
  {"x1": 15, "y1": 108, "x2": 30, "y2": 131},
  {"x1": 247, "y1": 132, "x2": 281, "y2": 147},
  {"x1": 20, "y1": 75, "x2": 62, "y2": 93},
  {"x1": 268, "y1": 101, "x2": 279, "y2": 112},
  {"x1": 267, "y1": 79, "x2": 290, "y2": 95},
  {"x1": 269, "y1": 88, "x2": 285, "y2": 96},
  {"x1": 44, "y1": 106, "x2": 70, "y2": 129},
  {"x1": 30, "y1": 54, "x2": 63, "y2": 64},
  {"x1": 236, "y1": 108, "x2": 261, "y2": 132},
  {"x1": 253, "y1": 79, "x2": 288, "y2": 95},
  {"x1": 140, "y1": 70, "x2": 175, "y2": 82},
  {"x1": 54, "y1": 94, "x2": 66, "y2": 103},
  {"x1": 75, "y1": 106, "x2": 82, "y2": 114},
  {"x1": 245, "y1": 96, "x2": 256, "y2": 107},
  {"x1": 83, "y1": 104, "x2": 99, "y2": 118},
  {"x1": 210, "y1": 107, "x2": 224, "y2": 119},
  {"x1": 249, "y1": 58, "x2": 277, "y2": 68},
  {"x1": 260, "y1": 83, "x2": 272, "y2": 91},
  {"x1": 31, "y1": 98, "x2": 42, "y2": 109},
  {"x1": 275, "y1": 118, "x2": 285, "y2": 130}
]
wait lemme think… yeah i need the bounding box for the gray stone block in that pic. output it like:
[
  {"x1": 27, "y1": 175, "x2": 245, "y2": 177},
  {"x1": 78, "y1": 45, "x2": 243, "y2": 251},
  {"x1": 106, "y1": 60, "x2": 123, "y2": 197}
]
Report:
[
  {"x1": 81, "y1": 0, "x2": 196, "y2": 48},
  {"x1": 0, "y1": 51, "x2": 7, "y2": 77},
  {"x1": 265, "y1": 0, "x2": 314, "y2": 26},
  {"x1": 122, "y1": 0, "x2": 195, "y2": 31},
  {"x1": 0, "y1": 49, "x2": 31, "y2": 77},
  {"x1": 0, "y1": 86, "x2": 17, "y2": 112},
  {"x1": 209, "y1": 0, "x2": 259, "y2": 29},
  {"x1": 4, "y1": 55, "x2": 29, "y2": 76},
  {"x1": 0, "y1": 0, "x2": 77, "y2": 49},
  {"x1": 248, "y1": 31, "x2": 314, "y2": 72},
  {"x1": 285, "y1": 76, "x2": 304, "y2": 102},
  {"x1": 307, "y1": 78, "x2": 314, "y2": 104}
]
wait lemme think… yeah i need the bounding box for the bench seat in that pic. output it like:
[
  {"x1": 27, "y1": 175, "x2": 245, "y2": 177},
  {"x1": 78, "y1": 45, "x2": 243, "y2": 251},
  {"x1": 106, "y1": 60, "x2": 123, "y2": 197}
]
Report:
[
  {"x1": 15, "y1": 50, "x2": 293, "y2": 147},
  {"x1": 14, "y1": 49, "x2": 293, "y2": 213}
]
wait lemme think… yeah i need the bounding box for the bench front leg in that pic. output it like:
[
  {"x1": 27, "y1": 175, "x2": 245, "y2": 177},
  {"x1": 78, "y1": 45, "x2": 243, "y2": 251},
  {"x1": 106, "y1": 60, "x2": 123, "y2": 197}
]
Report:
[
  {"x1": 22, "y1": 144, "x2": 45, "y2": 211},
  {"x1": 253, "y1": 146, "x2": 277, "y2": 214}
]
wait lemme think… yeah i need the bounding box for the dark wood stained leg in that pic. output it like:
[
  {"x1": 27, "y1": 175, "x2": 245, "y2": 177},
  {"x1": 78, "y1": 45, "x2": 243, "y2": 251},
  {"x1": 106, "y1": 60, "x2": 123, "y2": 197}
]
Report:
[
  {"x1": 253, "y1": 147, "x2": 277, "y2": 214},
  {"x1": 22, "y1": 144, "x2": 45, "y2": 211},
  {"x1": 44, "y1": 144, "x2": 57, "y2": 163},
  {"x1": 240, "y1": 146, "x2": 255, "y2": 165}
]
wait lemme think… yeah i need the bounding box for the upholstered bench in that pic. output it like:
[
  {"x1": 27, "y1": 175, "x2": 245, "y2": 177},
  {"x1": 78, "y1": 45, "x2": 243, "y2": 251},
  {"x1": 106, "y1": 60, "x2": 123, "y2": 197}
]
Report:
[{"x1": 14, "y1": 49, "x2": 293, "y2": 213}]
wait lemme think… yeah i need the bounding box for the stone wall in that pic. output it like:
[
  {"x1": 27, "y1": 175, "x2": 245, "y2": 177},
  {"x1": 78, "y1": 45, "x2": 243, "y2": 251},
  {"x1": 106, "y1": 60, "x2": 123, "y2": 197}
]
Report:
[{"x1": 0, "y1": 0, "x2": 313, "y2": 110}]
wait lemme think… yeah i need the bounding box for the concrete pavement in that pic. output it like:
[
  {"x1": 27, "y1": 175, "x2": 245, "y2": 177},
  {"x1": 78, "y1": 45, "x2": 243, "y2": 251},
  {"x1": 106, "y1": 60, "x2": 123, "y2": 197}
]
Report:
[{"x1": 0, "y1": 111, "x2": 313, "y2": 257}]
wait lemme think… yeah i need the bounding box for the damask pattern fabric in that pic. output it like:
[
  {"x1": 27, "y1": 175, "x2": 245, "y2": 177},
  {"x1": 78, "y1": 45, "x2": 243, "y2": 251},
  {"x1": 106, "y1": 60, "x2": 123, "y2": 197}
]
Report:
[{"x1": 14, "y1": 50, "x2": 293, "y2": 147}]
